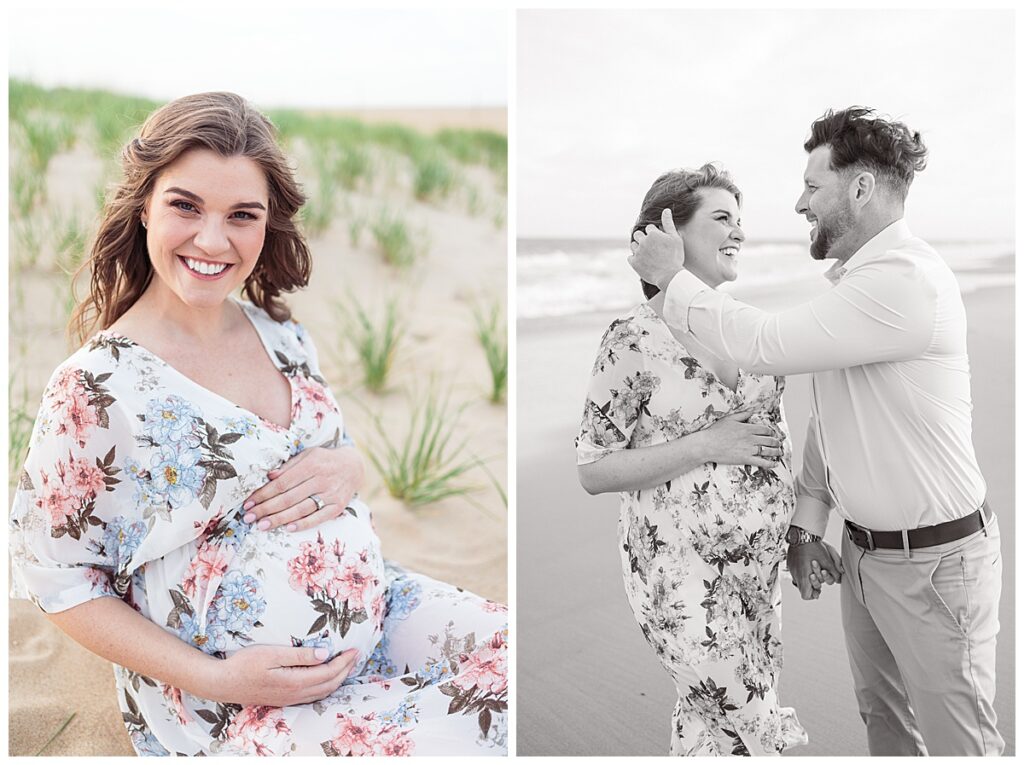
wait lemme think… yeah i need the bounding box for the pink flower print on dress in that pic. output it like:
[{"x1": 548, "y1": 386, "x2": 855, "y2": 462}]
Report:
[
  {"x1": 329, "y1": 713, "x2": 380, "y2": 756},
  {"x1": 378, "y1": 726, "x2": 416, "y2": 756},
  {"x1": 287, "y1": 534, "x2": 336, "y2": 595},
  {"x1": 50, "y1": 366, "x2": 80, "y2": 398},
  {"x1": 161, "y1": 684, "x2": 193, "y2": 726},
  {"x1": 37, "y1": 466, "x2": 77, "y2": 526},
  {"x1": 68, "y1": 455, "x2": 106, "y2": 496},
  {"x1": 53, "y1": 385, "x2": 101, "y2": 449},
  {"x1": 371, "y1": 592, "x2": 386, "y2": 624},
  {"x1": 224, "y1": 705, "x2": 292, "y2": 756},
  {"x1": 83, "y1": 566, "x2": 115, "y2": 593},
  {"x1": 326, "y1": 551, "x2": 377, "y2": 609},
  {"x1": 481, "y1": 600, "x2": 507, "y2": 614},
  {"x1": 292, "y1": 375, "x2": 335, "y2": 427},
  {"x1": 453, "y1": 632, "x2": 508, "y2": 695},
  {"x1": 182, "y1": 543, "x2": 231, "y2": 598}
]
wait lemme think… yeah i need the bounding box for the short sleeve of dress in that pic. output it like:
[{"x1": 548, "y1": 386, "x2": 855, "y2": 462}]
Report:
[
  {"x1": 289, "y1": 318, "x2": 355, "y2": 448},
  {"x1": 575, "y1": 316, "x2": 656, "y2": 466},
  {"x1": 9, "y1": 364, "x2": 127, "y2": 613}
]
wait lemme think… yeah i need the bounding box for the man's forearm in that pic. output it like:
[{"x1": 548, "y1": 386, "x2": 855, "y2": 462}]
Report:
[{"x1": 661, "y1": 268, "x2": 934, "y2": 375}]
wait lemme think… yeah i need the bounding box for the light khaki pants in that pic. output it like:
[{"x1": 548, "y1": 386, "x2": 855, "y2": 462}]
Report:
[{"x1": 840, "y1": 515, "x2": 1003, "y2": 756}]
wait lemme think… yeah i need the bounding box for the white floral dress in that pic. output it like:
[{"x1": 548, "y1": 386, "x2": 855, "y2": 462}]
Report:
[
  {"x1": 576, "y1": 303, "x2": 806, "y2": 756},
  {"x1": 10, "y1": 301, "x2": 507, "y2": 756}
]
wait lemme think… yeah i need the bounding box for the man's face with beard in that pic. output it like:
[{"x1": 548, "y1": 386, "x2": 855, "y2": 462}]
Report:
[{"x1": 795, "y1": 145, "x2": 855, "y2": 261}]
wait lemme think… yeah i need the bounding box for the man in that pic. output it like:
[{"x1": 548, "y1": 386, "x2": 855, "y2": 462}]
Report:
[{"x1": 628, "y1": 107, "x2": 1002, "y2": 756}]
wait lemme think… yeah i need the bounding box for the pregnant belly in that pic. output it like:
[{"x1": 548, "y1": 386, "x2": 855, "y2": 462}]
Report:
[{"x1": 205, "y1": 498, "x2": 386, "y2": 663}]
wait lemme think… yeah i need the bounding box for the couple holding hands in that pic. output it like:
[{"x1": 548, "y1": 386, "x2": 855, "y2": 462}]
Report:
[{"x1": 577, "y1": 106, "x2": 1002, "y2": 756}]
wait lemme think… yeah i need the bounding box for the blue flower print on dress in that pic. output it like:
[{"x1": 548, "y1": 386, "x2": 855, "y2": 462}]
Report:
[
  {"x1": 379, "y1": 698, "x2": 420, "y2": 729},
  {"x1": 209, "y1": 571, "x2": 266, "y2": 636},
  {"x1": 130, "y1": 729, "x2": 170, "y2": 756},
  {"x1": 363, "y1": 632, "x2": 398, "y2": 678},
  {"x1": 386, "y1": 575, "x2": 422, "y2": 621},
  {"x1": 149, "y1": 445, "x2": 207, "y2": 509},
  {"x1": 101, "y1": 515, "x2": 148, "y2": 568},
  {"x1": 144, "y1": 395, "x2": 202, "y2": 449},
  {"x1": 419, "y1": 655, "x2": 456, "y2": 686},
  {"x1": 223, "y1": 416, "x2": 260, "y2": 439},
  {"x1": 177, "y1": 608, "x2": 228, "y2": 655}
]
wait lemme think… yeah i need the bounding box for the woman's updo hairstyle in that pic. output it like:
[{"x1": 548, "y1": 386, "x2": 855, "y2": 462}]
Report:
[
  {"x1": 631, "y1": 162, "x2": 741, "y2": 299},
  {"x1": 69, "y1": 92, "x2": 311, "y2": 344}
]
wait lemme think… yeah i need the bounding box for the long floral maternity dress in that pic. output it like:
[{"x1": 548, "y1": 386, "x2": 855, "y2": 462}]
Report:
[
  {"x1": 10, "y1": 301, "x2": 507, "y2": 756},
  {"x1": 576, "y1": 303, "x2": 806, "y2": 756}
]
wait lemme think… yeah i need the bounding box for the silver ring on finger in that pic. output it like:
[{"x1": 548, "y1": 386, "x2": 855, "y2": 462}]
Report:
[
  {"x1": 756, "y1": 444, "x2": 764, "y2": 457},
  {"x1": 308, "y1": 493, "x2": 326, "y2": 512}
]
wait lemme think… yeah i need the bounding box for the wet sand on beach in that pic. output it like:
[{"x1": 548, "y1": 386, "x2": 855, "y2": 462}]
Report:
[{"x1": 516, "y1": 283, "x2": 1014, "y2": 756}]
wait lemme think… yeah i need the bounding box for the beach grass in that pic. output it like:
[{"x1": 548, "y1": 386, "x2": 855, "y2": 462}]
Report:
[
  {"x1": 10, "y1": 165, "x2": 44, "y2": 220},
  {"x1": 16, "y1": 113, "x2": 76, "y2": 174},
  {"x1": 363, "y1": 385, "x2": 482, "y2": 506},
  {"x1": 12, "y1": 218, "x2": 44, "y2": 271},
  {"x1": 335, "y1": 296, "x2": 404, "y2": 394},
  {"x1": 302, "y1": 170, "x2": 338, "y2": 239},
  {"x1": 370, "y1": 209, "x2": 419, "y2": 268},
  {"x1": 473, "y1": 302, "x2": 508, "y2": 403},
  {"x1": 348, "y1": 216, "x2": 366, "y2": 248},
  {"x1": 412, "y1": 150, "x2": 455, "y2": 201},
  {"x1": 334, "y1": 144, "x2": 374, "y2": 190},
  {"x1": 9, "y1": 374, "x2": 36, "y2": 488},
  {"x1": 52, "y1": 210, "x2": 90, "y2": 274}
]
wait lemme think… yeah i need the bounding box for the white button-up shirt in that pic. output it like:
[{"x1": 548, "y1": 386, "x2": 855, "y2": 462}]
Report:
[{"x1": 662, "y1": 219, "x2": 986, "y2": 535}]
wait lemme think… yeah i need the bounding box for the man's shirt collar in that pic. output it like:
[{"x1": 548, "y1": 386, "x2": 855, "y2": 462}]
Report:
[{"x1": 823, "y1": 218, "x2": 913, "y2": 285}]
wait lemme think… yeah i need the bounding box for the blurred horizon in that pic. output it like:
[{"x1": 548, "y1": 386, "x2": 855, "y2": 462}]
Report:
[{"x1": 9, "y1": 8, "x2": 507, "y2": 109}]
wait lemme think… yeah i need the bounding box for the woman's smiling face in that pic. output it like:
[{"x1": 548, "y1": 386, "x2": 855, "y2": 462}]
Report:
[
  {"x1": 141, "y1": 148, "x2": 269, "y2": 311},
  {"x1": 678, "y1": 187, "x2": 745, "y2": 288}
]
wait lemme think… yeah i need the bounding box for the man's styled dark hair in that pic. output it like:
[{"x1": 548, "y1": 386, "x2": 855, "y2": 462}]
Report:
[{"x1": 804, "y1": 106, "x2": 928, "y2": 200}]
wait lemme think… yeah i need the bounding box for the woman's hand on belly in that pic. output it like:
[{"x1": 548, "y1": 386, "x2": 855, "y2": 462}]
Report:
[
  {"x1": 200, "y1": 644, "x2": 360, "y2": 706},
  {"x1": 242, "y1": 446, "x2": 365, "y2": 532},
  {"x1": 701, "y1": 410, "x2": 783, "y2": 468}
]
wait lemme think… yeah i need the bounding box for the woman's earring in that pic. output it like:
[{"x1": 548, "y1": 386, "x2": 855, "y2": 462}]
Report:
[{"x1": 142, "y1": 220, "x2": 147, "y2": 229}]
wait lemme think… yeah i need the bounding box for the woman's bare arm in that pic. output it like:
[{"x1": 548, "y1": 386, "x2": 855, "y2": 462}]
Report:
[
  {"x1": 45, "y1": 596, "x2": 359, "y2": 706},
  {"x1": 578, "y1": 411, "x2": 782, "y2": 495}
]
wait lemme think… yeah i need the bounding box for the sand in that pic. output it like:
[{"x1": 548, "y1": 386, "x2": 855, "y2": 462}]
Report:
[
  {"x1": 8, "y1": 108, "x2": 507, "y2": 756},
  {"x1": 516, "y1": 282, "x2": 1014, "y2": 756}
]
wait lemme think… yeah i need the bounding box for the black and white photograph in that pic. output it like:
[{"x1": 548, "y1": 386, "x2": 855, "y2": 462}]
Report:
[{"x1": 517, "y1": 8, "x2": 1014, "y2": 756}]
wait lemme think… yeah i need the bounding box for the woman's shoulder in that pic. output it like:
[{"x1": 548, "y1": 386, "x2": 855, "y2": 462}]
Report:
[
  {"x1": 237, "y1": 298, "x2": 303, "y2": 337},
  {"x1": 595, "y1": 304, "x2": 659, "y2": 352},
  {"x1": 237, "y1": 298, "x2": 319, "y2": 366},
  {"x1": 43, "y1": 333, "x2": 131, "y2": 390}
]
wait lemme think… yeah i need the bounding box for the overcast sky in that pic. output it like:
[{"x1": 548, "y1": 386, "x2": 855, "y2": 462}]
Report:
[
  {"x1": 9, "y1": 8, "x2": 506, "y2": 109},
  {"x1": 518, "y1": 9, "x2": 1015, "y2": 241}
]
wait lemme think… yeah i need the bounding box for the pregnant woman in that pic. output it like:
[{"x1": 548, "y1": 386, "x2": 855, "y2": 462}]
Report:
[
  {"x1": 576, "y1": 165, "x2": 806, "y2": 755},
  {"x1": 10, "y1": 93, "x2": 507, "y2": 756}
]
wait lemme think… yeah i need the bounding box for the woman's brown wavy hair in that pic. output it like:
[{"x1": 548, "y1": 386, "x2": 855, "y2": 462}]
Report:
[
  {"x1": 632, "y1": 162, "x2": 741, "y2": 300},
  {"x1": 69, "y1": 91, "x2": 311, "y2": 345}
]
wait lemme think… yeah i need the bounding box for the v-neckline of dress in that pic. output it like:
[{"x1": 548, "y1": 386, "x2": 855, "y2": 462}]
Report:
[
  {"x1": 96, "y1": 300, "x2": 296, "y2": 434},
  {"x1": 638, "y1": 302, "x2": 745, "y2": 396}
]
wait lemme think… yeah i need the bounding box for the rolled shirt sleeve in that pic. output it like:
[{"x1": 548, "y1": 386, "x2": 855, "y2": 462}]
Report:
[{"x1": 791, "y1": 414, "x2": 833, "y2": 538}]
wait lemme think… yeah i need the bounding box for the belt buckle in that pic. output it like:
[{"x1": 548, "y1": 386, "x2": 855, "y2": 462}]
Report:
[{"x1": 848, "y1": 522, "x2": 875, "y2": 551}]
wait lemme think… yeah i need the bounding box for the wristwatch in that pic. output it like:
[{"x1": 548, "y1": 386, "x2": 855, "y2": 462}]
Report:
[{"x1": 786, "y1": 525, "x2": 821, "y2": 546}]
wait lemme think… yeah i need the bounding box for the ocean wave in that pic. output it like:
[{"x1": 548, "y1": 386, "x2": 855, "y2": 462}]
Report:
[{"x1": 517, "y1": 239, "x2": 1014, "y2": 319}]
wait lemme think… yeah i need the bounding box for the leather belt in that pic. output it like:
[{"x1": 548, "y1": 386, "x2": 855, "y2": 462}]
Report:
[{"x1": 845, "y1": 501, "x2": 992, "y2": 551}]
